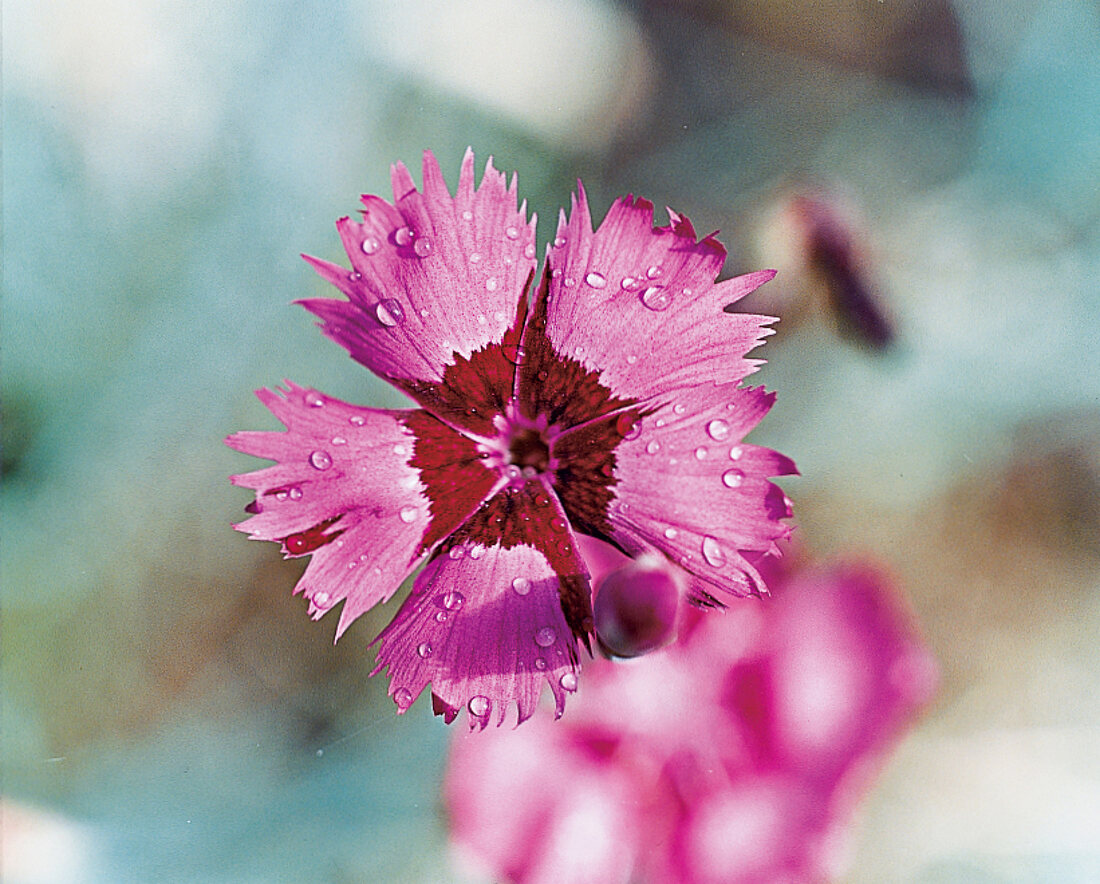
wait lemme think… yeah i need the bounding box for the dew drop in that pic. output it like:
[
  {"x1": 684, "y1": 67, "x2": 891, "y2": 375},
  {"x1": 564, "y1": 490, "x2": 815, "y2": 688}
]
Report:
[
  {"x1": 313, "y1": 590, "x2": 331, "y2": 608},
  {"x1": 505, "y1": 226, "x2": 519, "y2": 240},
  {"x1": 694, "y1": 446, "x2": 709, "y2": 460},
  {"x1": 537, "y1": 369, "x2": 549, "y2": 381},
  {"x1": 564, "y1": 277, "x2": 576, "y2": 287},
  {"x1": 640, "y1": 286, "x2": 671, "y2": 311},
  {"x1": 729, "y1": 446, "x2": 744, "y2": 460},
  {"x1": 413, "y1": 238, "x2": 432, "y2": 257},
  {"x1": 469, "y1": 253, "x2": 482, "y2": 265},
  {"x1": 469, "y1": 546, "x2": 484, "y2": 560},
  {"x1": 309, "y1": 450, "x2": 333, "y2": 470},
  {"x1": 448, "y1": 547, "x2": 465, "y2": 560},
  {"x1": 393, "y1": 444, "x2": 408, "y2": 456},
  {"x1": 664, "y1": 527, "x2": 678, "y2": 539},
  {"x1": 722, "y1": 468, "x2": 745, "y2": 488},
  {"x1": 331, "y1": 436, "x2": 348, "y2": 446},
  {"x1": 626, "y1": 354, "x2": 638, "y2": 364},
  {"x1": 559, "y1": 672, "x2": 578, "y2": 692},
  {"x1": 585, "y1": 272, "x2": 607, "y2": 288},
  {"x1": 646, "y1": 264, "x2": 662, "y2": 278},
  {"x1": 616, "y1": 413, "x2": 642, "y2": 440},
  {"x1": 468, "y1": 696, "x2": 490, "y2": 717},
  {"x1": 305, "y1": 391, "x2": 324, "y2": 408},
  {"x1": 361, "y1": 236, "x2": 380, "y2": 255},
  {"x1": 535, "y1": 494, "x2": 550, "y2": 507},
  {"x1": 393, "y1": 688, "x2": 413, "y2": 709},
  {"x1": 673, "y1": 403, "x2": 687, "y2": 415},
  {"x1": 417, "y1": 642, "x2": 433, "y2": 659},
  {"x1": 706, "y1": 419, "x2": 731, "y2": 441},
  {"x1": 558, "y1": 541, "x2": 572, "y2": 556},
  {"x1": 435, "y1": 611, "x2": 448, "y2": 623},
  {"x1": 399, "y1": 505, "x2": 418, "y2": 523},
  {"x1": 485, "y1": 277, "x2": 499, "y2": 292},
  {"x1": 702, "y1": 535, "x2": 726, "y2": 567},
  {"x1": 535, "y1": 626, "x2": 557, "y2": 648},
  {"x1": 534, "y1": 657, "x2": 547, "y2": 670},
  {"x1": 375, "y1": 299, "x2": 405, "y2": 327},
  {"x1": 349, "y1": 414, "x2": 366, "y2": 426},
  {"x1": 462, "y1": 210, "x2": 473, "y2": 221},
  {"x1": 646, "y1": 440, "x2": 661, "y2": 455},
  {"x1": 442, "y1": 590, "x2": 466, "y2": 610},
  {"x1": 524, "y1": 243, "x2": 537, "y2": 259},
  {"x1": 394, "y1": 226, "x2": 414, "y2": 246},
  {"x1": 512, "y1": 576, "x2": 531, "y2": 596},
  {"x1": 620, "y1": 276, "x2": 637, "y2": 290},
  {"x1": 553, "y1": 235, "x2": 566, "y2": 248}
]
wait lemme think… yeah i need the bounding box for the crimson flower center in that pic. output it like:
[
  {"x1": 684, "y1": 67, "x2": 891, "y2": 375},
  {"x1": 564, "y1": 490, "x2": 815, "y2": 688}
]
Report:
[{"x1": 507, "y1": 427, "x2": 551, "y2": 472}]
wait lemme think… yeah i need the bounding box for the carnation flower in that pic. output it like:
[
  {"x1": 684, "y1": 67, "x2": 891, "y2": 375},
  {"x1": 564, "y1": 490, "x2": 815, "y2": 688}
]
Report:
[
  {"x1": 446, "y1": 554, "x2": 937, "y2": 884},
  {"x1": 225, "y1": 149, "x2": 794, "y2": 727}
]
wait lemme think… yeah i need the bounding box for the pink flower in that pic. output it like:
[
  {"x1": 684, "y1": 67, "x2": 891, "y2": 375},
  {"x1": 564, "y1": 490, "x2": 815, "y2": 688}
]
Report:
[
  {"x1": 225, "y1": 149, "x2": 794, "y2": 727},
  {"x1": 446, "y1": 556, "x2": 937, "y2": 883}
]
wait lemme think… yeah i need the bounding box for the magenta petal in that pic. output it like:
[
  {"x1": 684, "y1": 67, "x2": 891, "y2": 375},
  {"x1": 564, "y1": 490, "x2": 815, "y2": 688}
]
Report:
[
  {"x1": 371, "y1": 540, "x2": 588, "y2": 728},
  {"x1": 300, "y1": 149, "x2": 538, "y2": 390},
  {"x1": 543, "y1": 188, "x2": 777, "y2": 400},
  {"x1": 225, "y1": 382, "x2": 430, "y2": 636},
  {"x1": 606, "y1": 385, "x2": 796, "y2": 599}
]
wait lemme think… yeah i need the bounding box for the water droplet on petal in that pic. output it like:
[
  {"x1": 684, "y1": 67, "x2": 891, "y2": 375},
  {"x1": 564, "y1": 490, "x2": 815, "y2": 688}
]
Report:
[
  {"x1": 702, "y1": 535, "x2": 725, "y2": 567},
  {"x1": 559, "y1": 672, "x2": 577, "y2": 692},
  {"x1": 535, "y1": 626, "x2": 556, "y2": 648},
  {"x1": 505, "y1": 226, "x2": 519, "y2": 240},
  {"x1": 585, "y1": 272, "x2": 607, "y2": 288},
  {"x1": 468, "y1": 695, "x2": 490, "y2": 716},
  {"x1": 512, "y1": 577, "x2": 531, "y2": 595},
  {"x1": 646, "y1": 440, "x2": 661, "y2": 455},
  {"x1": 413, "y1": 237, "x2": 432, "y2": 257},
  {"x1": 646, "y1": 264, "x2": 662, "y2": 278},
  {"x1": 551, "y1": 516, "x2": 568, "y2": 536},
  {"x1": 435, "y1": 611, "x2": 448, "y2": 623},
  {"x1": 553, "y1": 235, "x2": 566, "y2": 248},
  {"x1": 462, "y1": 210, "x2": 473, "y2": 221},
  {"x1": 722, "y1": 468, "x2": 745, "y2": 488},
  {"x1": 305, "y1": 391, "x2": 324, "y2": 408},
  {"x1": 309, "y1": 450, "x2": 333, "y2": 470},
  {"x1": 664, "y1": 527, "x2": 678, "y2": 539},
  {"x1": 534, "y1": 657, "x2": 547, "y2": 670},
  {"x1": 524, "y1": 243, "x2": 537, "y2": 259},
  {"x1": 469, "y1": 546, "x2": 484, "y2": 560},
  {"x1": 616, "y1": 414, "x2": 642, "y2": 440},
  {"x1": 626, "y1": 354, "x2": 638, "y2": 364},
  {"x1": 694, "y1": 446, "x2": 709, "y2": 460},
  {"x1": 485, "y1": 277, "x2": 498, "y2": 292},
  {"x1": 399, "y1": 505, "x2": 418, "y2": 523},
  {"x1": 503, "y1": 344, "x2": 527, "y2": 364},
  {"x1": 375, "y1": 299, "x2": 405, "y2": 327},
  {"x1": 361, "y1": 237, "x2": 380, "y2": 255},
  {"x1": 349, "y1": 415, "x2": 366, "y2": 426},
  {"x1": 640, "y1": 286, "x2": 671, "y2": 311},
  {"x1": 707, "y1": 419, "x2": 731, "y2": 441},
  {"x1": 448, "y1": 546, "x2": 465, "y2": 560},
  {"x1": 331, "y1": 436, "x2": 348, "y2": 446},
  {"x1": 313, "y1": 591, "x2": 331, "y2": 608},
  {"x1": 442, "y1": 590, "x2": 466, "y2": 610},
  {"x1": 620, "y1": 276, "x2": 637, "y2": 290},
  {"x1": 417, "y1": 642, "x2": 433, "y2": 658},
  {"x1": 394, "y1": 226, "x2": 414, "y2": 246},
  {"x1": 673, "y1": 403, "x2": 687, "y2": 415},
  {"x1": 557, "y1": 541, "x2": 572, "y2": 556},
  {"x1": 729, "y1": 446, "x2": 744, "y2": 460},
  {"x1": 394, "y1": 688, "x2": 414, "y2": 709}
]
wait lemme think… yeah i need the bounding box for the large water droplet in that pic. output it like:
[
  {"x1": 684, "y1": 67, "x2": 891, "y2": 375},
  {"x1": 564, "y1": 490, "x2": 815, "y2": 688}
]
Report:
[
  {"x1": 361, "y1": 236, "x2": 380, "y2": 255},
  {"x1": 417, "y1": 642, "x2": 433, "y2": 659},
  {"x1": 646, "y1": 264, "x2": 662, "y2": 279},
  {"x1": 722, "y1": 468, "x2": 745, "y2": 488},
  {"x1": 706, "y1": 419, "x2": 731, "y2": 441},
  {"x1": 512, "y1": 576, "x2": 531, "y2": 596},
  {"x1": 313, "y1": 590, "x2": 331, "y2": 608},
  {"x1": 375, "y1": 299, "x2": 405, "y2": 327},
  {"x1": 729, "y1": 445, "x2": 744, "y2": 460},
  {"x1": 640, "y1": 286, "x2": 671, "y2": 311},
  {"x1": 394, "y1": 226, "x2": 414, "y2": 246},
  {"x1": 399, "y1": 505, "x2": 418, "y2": 523},
  {"x1": 468, "y1": 695, "x2": 491, "y2": 718},
  {"x1": 413, "y1": 237, "x2": 432, "y2": 257},
  {"x1": 585, "y1": 272, "x2": 607, "y2": 288},
  {"x1": 534, "y1": 626, "x2": 556, "y2": 648},
  {"x1": 559, "y1": 672, "x2": 578, "y2": 692},
  {"x1": 616, "y1": 413, "x2": 642, "y2": 440},
  {"x1": 442, "y1": 590, "x2": 466, "y2": 610},
  {"x1": 664, "y1": 527, "x2": 678, "y2": 539},
  {"x1": 393, "y1": 688, "x2": 413, "y2": 710},
  {"x1": 550, "y1": 516, "x2": 568, "y2": 533},
  {"x1": 503, "y1": 344, "x2": 527, "y2": 364},
  {"x1": 309, "y1": 450, "x2": 333, "y2": 470},
  {"x1": 702, "y1": 536, "x2": 725, "y2": 567}
]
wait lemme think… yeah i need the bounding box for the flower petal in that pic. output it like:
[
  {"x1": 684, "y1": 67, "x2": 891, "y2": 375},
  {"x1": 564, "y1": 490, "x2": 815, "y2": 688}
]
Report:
[
  {"x1": 225, "y1": 381, "x2": 431, "y2": 637},
  {"x1": 601, "y1": 384, "x2": 796, "y2": 599},
  {"x1": 371, "y1": 480, "x2": 593, "y2": 728},
  {"x1": 299, "y1": 148, "x2": 538, "y2": 392},
  {"x1": 542, "y1": 188, "x2": 777, "y2": 400}
]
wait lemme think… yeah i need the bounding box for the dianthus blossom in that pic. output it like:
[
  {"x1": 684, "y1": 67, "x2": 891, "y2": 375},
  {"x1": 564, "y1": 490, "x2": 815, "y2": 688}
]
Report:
[
  {"x1": 446, "y1": 552, "x2": 937, "y2": 883},
  {"x1": 226, "y1": 149, "x2": 795, "y2": 727}
]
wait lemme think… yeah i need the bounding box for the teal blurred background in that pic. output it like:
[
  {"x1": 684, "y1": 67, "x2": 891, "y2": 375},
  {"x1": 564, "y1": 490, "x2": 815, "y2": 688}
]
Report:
[{"x1": 3, "y1": 1, "x2": 1098, "y2": 881}]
